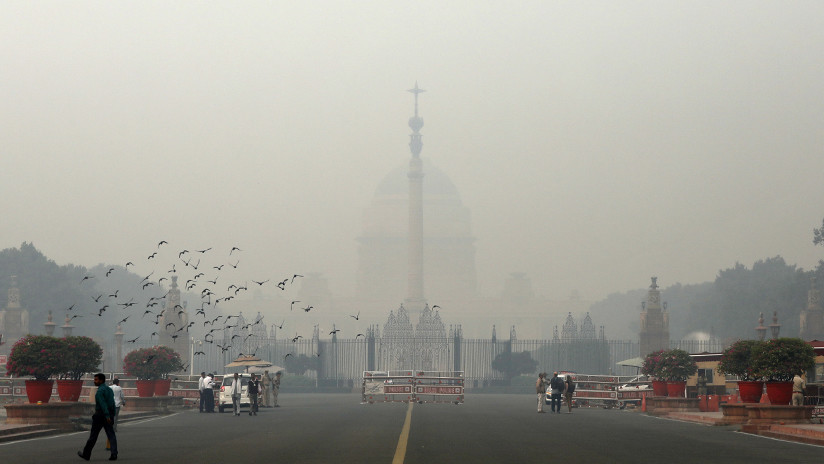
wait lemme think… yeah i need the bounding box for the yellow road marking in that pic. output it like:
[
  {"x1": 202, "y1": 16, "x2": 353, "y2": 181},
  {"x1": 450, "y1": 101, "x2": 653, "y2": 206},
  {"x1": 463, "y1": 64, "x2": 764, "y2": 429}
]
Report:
[{"x1": 392, "y1": 401, "x2": 414, "y2": 464}]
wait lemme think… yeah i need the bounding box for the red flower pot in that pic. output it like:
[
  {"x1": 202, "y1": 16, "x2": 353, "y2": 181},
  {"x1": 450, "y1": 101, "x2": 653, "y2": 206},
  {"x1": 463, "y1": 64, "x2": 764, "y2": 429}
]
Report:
[
  {"x1": 652, "y1": 380, "x2": 668, "y2": 396},
  {"x1": 765, "y1": 381, "x2": 793, "y2": 405},
  {"x1": 666, "y1": 381, "x2": 686, "y2": 398},
  {"x1": 154, "y1": 378, "x2": 171, "y2": 397},
  {"x1": 135, "y1": 380, "x2": 156, "y2": 397},
  {"x1": 56, "y1": 379, "x2": 84, "y2": 402},
  {"x1": 25, "y1": 380, "x2": 55, "y2": 404},
  {"x1": 737, "y1": 380, "x2": 764, "y2": 403}
]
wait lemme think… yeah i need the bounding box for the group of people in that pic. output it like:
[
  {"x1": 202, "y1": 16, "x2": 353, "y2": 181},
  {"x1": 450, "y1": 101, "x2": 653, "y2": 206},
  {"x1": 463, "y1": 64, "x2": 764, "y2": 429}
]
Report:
[
  {"x1": 202, "y1": 370, "x2": 281, "y2": 416},
  {"x1": 536, "y1": 371, "x2": 575, "y2": 414}
]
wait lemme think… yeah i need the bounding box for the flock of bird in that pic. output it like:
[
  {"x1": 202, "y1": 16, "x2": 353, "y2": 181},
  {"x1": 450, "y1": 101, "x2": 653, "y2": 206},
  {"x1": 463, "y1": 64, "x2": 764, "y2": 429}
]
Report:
[{"x1": 65, "y1": 240, "x2": 375, "y2": 365}]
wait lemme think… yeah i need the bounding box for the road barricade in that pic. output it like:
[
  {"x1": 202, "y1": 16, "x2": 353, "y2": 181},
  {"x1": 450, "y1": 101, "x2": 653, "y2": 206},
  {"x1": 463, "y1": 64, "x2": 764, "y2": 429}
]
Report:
[
  {"x1": 362, "y1": 370, "x2": 464, "y2": 404},
  {"x1": 413, "y1": 371, "x2": 464, "y2": 404}
]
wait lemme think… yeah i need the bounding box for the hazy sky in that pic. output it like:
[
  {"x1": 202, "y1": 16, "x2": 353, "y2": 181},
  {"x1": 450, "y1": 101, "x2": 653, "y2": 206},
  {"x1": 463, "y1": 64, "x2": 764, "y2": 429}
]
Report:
[{"x1": 2, "y1": 1, "x2": 823, "y2": 303}]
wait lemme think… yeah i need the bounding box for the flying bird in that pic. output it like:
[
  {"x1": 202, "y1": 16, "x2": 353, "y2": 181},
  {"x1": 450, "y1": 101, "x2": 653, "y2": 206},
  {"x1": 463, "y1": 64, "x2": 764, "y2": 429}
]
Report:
[
  {"x1": 126, "y1": 336, "x2": 140, "y2": 343},
  {"x1": 196, "y1": 248, "x2": 212, "y2": 254},
  {"x1": 350, "y1": 312, "x2": 360, "y2": 321},
  {"x1": 291, "y1": 274, "x2": 304, "y2": 284},
  {"x1": 230, "y1": 260, "x2": 240, "y2": 269},
  {"x1": 92, "y1": 294, "x2": 103, "y2": 302},
  {"x1": 158, "y1": 240, "x2": 168, "y2": 248},
  {"x1": 252, "y1": 279, "x2": 269, "y2": 286},
  {"x1": 125, "y1": 262, "x2": 134, "y2": 268},
  {"x1": 148, "y1": 252, "x2": 157, "y2": 259},
  {"x1": 276, "y1": 320, "x2": 285, "y2": 329},
  {"x1": 108, "y1": 290, "x2": 119, "y2": 298},
  {"x1": 329, "y1": 329, "x2": 341, "y2": 335},
  {"x1": 356, "y1": 333, "x2": 365, "y2": 339},
  {"x1": 178, "y1": 250, "x2": 189, "y2": 258},
  {"x1": 97, "y1": 305, "x2": 109, "y2": 316},
  {"x1": 290, "y1": 301, "x2": 300, "y2": 311},
  {"x1": 230, "y1": 246, "x2": 242, "y2": 255},
  {"x1": 80, "y1": 275, "x2": 94, "y2": 283},
  {"x1": 303, "y1": 305, "x2": 313, "y2": 313},
  {"x1": 105, "y1": 268, "x2": 115, "y2": 277}
]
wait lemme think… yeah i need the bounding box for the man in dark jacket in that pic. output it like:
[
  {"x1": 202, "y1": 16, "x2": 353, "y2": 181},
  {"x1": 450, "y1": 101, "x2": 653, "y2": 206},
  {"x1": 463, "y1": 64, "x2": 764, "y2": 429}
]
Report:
[
  {"x1": 78, "y1": 373, "x2": 118, "y2": 461},
  {"x1": 549, "y1": 372, "x2": 565, "y2": 414},
  {"x1": 247, "y1": 373, "x2": 260, "y2": 415}
]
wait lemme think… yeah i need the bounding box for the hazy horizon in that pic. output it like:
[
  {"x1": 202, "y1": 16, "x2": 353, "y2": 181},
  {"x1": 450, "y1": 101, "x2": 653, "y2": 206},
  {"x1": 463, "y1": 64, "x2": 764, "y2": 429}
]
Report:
[{"x1": 2, "y1": 1, "x2": 823, "y2": 305}]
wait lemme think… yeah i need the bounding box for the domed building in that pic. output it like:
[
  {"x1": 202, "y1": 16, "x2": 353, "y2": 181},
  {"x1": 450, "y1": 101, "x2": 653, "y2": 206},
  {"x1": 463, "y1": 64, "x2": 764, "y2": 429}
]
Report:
[{"x1": 356, "y1": 160, "x2": 477, "y2": 303}]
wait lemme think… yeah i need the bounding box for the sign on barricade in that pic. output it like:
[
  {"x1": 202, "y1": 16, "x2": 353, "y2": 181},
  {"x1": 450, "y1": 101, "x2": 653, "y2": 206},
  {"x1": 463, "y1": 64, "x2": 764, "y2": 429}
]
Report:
[{"x1": 362, "y1": 370, "x2": 464, "y2": 404}]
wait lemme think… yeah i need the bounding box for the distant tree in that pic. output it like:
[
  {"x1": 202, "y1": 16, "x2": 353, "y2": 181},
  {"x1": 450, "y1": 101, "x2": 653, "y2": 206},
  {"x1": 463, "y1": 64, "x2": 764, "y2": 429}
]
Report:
[
  {"x1": 814, "y1": 218, "x2": 824, "y2": 246},
  {"x1": 491, "y1": 351, "x2": 537, "y2": 383}
]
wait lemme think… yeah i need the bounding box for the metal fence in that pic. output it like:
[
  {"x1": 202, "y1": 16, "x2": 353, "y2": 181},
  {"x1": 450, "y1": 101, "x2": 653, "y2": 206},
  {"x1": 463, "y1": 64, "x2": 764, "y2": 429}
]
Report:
[{"x1": 102, "y1": 336, "x2": 724, "y2": 389}]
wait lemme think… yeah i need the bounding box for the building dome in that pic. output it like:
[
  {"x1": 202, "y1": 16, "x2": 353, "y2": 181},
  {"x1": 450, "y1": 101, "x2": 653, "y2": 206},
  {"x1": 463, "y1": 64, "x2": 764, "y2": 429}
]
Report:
[
  {"x1": 375, "y1": 161, "x2": 461, "y2": 199},
  {"x1": 356, "y1": 160, "x2": 477, "y2": 302}
]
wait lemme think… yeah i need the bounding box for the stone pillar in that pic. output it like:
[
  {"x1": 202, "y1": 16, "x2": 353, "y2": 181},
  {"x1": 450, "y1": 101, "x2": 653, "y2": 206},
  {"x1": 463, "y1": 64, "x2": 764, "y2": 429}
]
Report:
[
  {"x1": 405, "y1": 82, "x2": 427, "y2": 313},
  {"x1": 44, "y1": 310, "x2": 56, "y2": 336},
  {"x1": 800, "y1": 277, "x2": 823, "y2": 340}
]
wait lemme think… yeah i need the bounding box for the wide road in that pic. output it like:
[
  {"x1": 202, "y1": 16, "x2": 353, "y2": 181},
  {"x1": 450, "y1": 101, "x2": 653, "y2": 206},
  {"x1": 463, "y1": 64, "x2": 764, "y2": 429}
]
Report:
[{"x1": 1, "y1": 394, "x2": 821, "y2": 463}]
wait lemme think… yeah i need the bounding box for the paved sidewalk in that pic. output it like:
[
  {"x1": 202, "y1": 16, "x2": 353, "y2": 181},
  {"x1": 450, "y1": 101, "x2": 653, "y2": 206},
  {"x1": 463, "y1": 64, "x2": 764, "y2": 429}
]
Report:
[{"x1": 666, "y1": 410, "x2": 824, "y2": 446}]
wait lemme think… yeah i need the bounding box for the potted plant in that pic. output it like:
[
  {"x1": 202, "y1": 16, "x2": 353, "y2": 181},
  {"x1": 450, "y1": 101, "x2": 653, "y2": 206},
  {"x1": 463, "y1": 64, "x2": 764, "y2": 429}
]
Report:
[
  {"x1": 658, "y1": 349, "x2": 697, "y2": 397},
  {"x1": 150, "y1": 345, "x2": 184, "y2": 396},
  {"x1": 642, "y1": 350, "x2": 667, "y2": 396},
  {"x1": 717, "y1": 339, "x2": 765, "y2": 403},
  {"x1": 752, "y1": 338, "x2": 815, "y2": 405},
  {"x1": 123, "y1": 346, "x2": 184, "y2": 397},
  {"x1": 57, "y1": 336, "x2": 103, "y2": 401},
  {"x1": 4, "y1": 335, "x2": 64, "y2": 403}
]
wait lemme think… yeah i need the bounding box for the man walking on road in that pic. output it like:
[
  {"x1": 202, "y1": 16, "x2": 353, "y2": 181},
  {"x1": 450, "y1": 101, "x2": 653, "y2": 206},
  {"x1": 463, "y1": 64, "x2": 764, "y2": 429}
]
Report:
[
  {"x1": 564, "y1": 375, "x2": 575, "y2": 413},
  {"x1": 536, "y1": 373, "x2": 547, "y2": 413},
  {"x1": 229, "y1": 372, "x2": 242, "y2": 416},
  {"x1": 248, "y1": 373, "x2": 260, "y2": 415},
  {"x1": 549, "y1": 372, "x2": 565, "y2": 414},
  {"x1": 273, "y1": 371, "x2": 281, "y2": 407},
  {"x1": 78, "y1": 372, "x2": 118, "y2": 461}
]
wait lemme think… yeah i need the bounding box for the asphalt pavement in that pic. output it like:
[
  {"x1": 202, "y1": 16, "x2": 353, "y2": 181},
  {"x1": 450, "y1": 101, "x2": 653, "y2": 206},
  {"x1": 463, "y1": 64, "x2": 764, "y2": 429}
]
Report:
[{"x1": 1, "y1": 394, "x2": 822, "y2": 464}]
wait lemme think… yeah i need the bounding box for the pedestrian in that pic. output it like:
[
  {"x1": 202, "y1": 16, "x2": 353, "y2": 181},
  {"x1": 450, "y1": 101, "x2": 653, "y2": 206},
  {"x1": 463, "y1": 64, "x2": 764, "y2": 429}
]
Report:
[
  {"x1": 549, "y1": 372, "x2": 565, "y2": 414},
  {"x1": 229, "y1": 372, "x2": 242, "y2": 416},
  {"x1": 78, "y1": 372, "x2": 118, "y2": 461},
  {"x1": 792, "y1": 372, "x2": 806, "y2": 406},
  {"x1": 247, "y1": 373, "x2": 260, "y2": 415},
  {"x1": 564, "y1": 375, "x2": 575, "y2": 413},
  {"x1": 273, "y1": 371, "x2": 281, "y2": 407},
  {"x1": 262, "y1": 370, "x2": 274, "y2": 407},
  {"x1": 536, "y1": 372, "x2": 547, "y2": 413},
  {"x1": 204, "y1": 373, "x2": 216, "y2": 412},
  {"x1": 106, "y1": 377, "x2": 125, "y2": 452},
  {"x1": 198, "y1": 372, "x2": 207, "y2": 412}
]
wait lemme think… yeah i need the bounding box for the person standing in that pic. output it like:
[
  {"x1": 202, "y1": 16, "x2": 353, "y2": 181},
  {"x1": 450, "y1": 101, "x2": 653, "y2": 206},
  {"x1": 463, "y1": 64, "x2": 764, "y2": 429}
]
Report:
[
  {"x1": 792, "y1": 372, "x2": 806, "y2": 406},
  {"x1": 204, "y1": 373, "x2": 215, "y2": 412},
  {"x1": 106, "y1": 378, "x2": 125, "y2": 452},
  {"x1": 78, "y1": 373, "x2": 118, "y2": 461},
  {"x1": 272, "y1": 371, "x2": 281, "y2": 407},
  {"x1": 536, "y1": 372, "x2": 547, "y2": 413},
  {"x1": 198, "y1": 372, "x2": 207, "y2": 412},
  {"x1": 549, "y1": 372, "x2": 565, "y2": 414},
  {"x1": 229, "y1": 373, "x2": 243, "y2": 416},
  {"x1": 262, "y1": 370, "x2": 274, "y2": 407},
  {"x1": 247, "y1": 373, "x2": 260, "y2": 415},
  {"x1": 564, "y1": 376, "x2": 575, "y2": 413}
]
